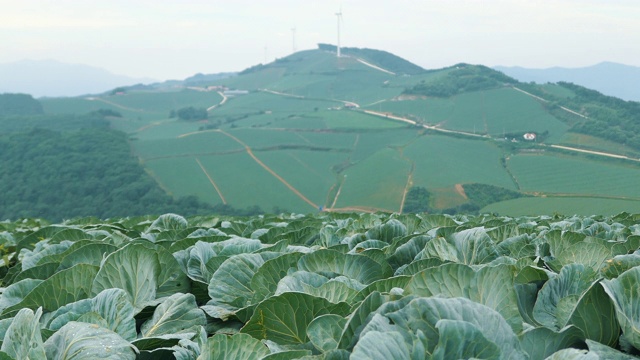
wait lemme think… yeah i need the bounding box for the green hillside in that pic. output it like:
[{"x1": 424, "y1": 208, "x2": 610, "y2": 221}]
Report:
[{"x1": 9, "y1": 46, "x2": 640, "y2": 220}]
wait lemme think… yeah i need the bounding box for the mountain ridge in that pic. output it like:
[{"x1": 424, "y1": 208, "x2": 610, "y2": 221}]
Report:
[
  {"x1": 0, "y1": 59, "x2": 156, "y2": 98},
  {"x1": 494, "y1": 62, "x2": 640, "y2": 102}
]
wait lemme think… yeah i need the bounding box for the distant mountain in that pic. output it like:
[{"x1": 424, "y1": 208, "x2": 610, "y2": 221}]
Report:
[
  {"x1": 494, "y1": 62, "x2": 640, "y2": 102},
  {"x1": 0, "y1": 59, "x2": 156, "y2": 98}
]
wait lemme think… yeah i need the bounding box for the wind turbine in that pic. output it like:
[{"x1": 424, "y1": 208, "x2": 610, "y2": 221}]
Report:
[{"x1": 335, "y1": 9, "x2": 343, "y2": 57}]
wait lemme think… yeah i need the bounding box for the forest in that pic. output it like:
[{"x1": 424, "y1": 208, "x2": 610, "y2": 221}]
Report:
[{"x1": 0, "y1": 94, "x2": 265, "y2": 221}]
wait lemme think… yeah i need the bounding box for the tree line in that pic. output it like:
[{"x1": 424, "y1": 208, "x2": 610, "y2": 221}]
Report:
[{"x1": 0, "y1": 106, "x2": 267, "y2": 221}]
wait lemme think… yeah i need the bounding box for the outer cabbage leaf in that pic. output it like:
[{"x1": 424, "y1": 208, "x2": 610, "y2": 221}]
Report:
[
  {"x1": 533, "y1": 263, "x2": 598, "y2": 329},
  {"x1": 207, "y1": 253, "x2": 266, "y2": 309},
  {"x1": 241, "y1": 292, "x2": 350, "y2": 345},
  {"x1": 57, "y1": 243, "x2": 118, "y2": 270},
  {"x1": 387, "y1": 297, "x2": 526, "y2": 359},
  {"x1": 406, "y1": 263, "x2": 523, "y2": 333},
  {"x1": 250, "y1": 252, "x2": 304, "y2": 304},
  {"x1": 519, "y1": 326, "x2": 584, "y2": 360},
  {"x1": 307, "y1": 314, "x2": 347, "y2": 352},
  {"x1": 386, "y1": 235, "x2": 431, "y2": 270},
  {"x1": 91, "y1": 243, "x2": 159, "y2": 311},
  {"x1": 43, "y1": 321, "x2": 136, "y2": 359},
  {"x1": 544, "y1": 348, "x2": 598, "y2": 360},
  {"x1": 92, "y1": 243, "x2": 188, "y2": 312},
  {"x1": 140, "y1": 293, "x2": 206, "y2": 338},
  {"x1": 90, "y1": 288, "x2": 137, "y2": 341},
  {"x1": 586, "y1": 339, "x2": 638, "y2": 359},
  {"x1": 350, "y1": 331, "x2": 411, "y2": 360},
  {"x1": 600, "y1": 254, "x2": 640, "y2": 279},
  {"x1": 199, "y1": 333, "x2": 268, "y2": 360},
  {"x1": 555, "y1": 242, "x2": 611, "y2": 272},
  {"x1": 297, "y1": 249, "x2": 385, "y2": 285},
  {"x1": 2, "y1": 264, "x2": 99, "y2": 317},
  {"x1": 431, "y1": 319, "x2": 501, "y2": 360},
  {"x1": 0, "y1": 308, "x2": 46, "y2": 359},
  {"x1": 568, "y1": 280, "x2": 620, "y2": 346},
  {"x1": 352, "y1": 276, "x2": 411, "y2": 303},
  {"x1": 364, "y1": 219, "x2": 407, "y2": 243},
  {"x1": 417, "y1": 227, "x2": 499, "y2": 265},
  {"x1": 601, "y1": 266, "x2": 640, "y2": 350},
  {"x1": 185, "y1": 241, "x2": 217, "y2": 283},
  {"x1": 147, "y1": 213, "x2": 188, "y2": 232},
  {"x1": 0, "y1": 279, "x2": 43, "y2": 314},
  {"x1": 20, "y1": 240, "x2": 73, "y2": 270}
]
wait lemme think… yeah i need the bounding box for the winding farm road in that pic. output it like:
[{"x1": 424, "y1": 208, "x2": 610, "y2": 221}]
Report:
[
  {"x1": 195, "y1": 158, "x2": 227, "y2": 204},
  {"x1": 207, "y1": 91, "x2": 227, "y2": 111},
  {"x1": 217, "y1": 130, "x2": 320, "y2": 210},
  {"x1": 547, "y1": 144, "x2": 640, "y2": 162}
]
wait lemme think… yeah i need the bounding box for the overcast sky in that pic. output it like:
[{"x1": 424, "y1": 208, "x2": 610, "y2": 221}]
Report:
[{"x1": 2, "y1": 0, "x2": 639, "y2": 80}]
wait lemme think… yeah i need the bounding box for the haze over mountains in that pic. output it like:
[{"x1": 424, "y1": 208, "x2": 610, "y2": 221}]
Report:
[
  {"x1": 0, "y1": 59, "x2": 156, "y2": 98},
  {"x1": 3, "y1": 56, "x2": 640, "y2": 102},
  {"x1": 494, "y1": 62, "x2": 640, "y2": 102}
]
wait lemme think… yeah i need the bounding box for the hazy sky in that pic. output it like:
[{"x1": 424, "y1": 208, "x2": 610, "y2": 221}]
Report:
[{"x1": 2, "y1": 0, "x2": 639, "y2": 80}]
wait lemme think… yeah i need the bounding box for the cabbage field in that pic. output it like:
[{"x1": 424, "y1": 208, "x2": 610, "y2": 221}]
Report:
[{"x1": 1, "y1": 211, "x2": 640, "y2": 359}]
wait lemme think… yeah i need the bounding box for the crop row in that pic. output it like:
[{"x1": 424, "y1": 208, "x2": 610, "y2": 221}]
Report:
[{"x1": 0, "y1": 212, "x2": 639, "y2": 359}]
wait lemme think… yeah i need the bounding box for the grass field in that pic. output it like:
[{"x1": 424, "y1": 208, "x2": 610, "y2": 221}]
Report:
[
  {"x1": 41, "y1": 97, "x2": 124, "y2": 115},
  {"x1": 322, "y1": 110, "x2": 405, "y2": 130},
  {"x1": 444, "y1": 88, "x2": 569, "y2": 141},
  {"x1": 482, "y1": 196, "x2": 640, "y2": 216},
  {"x1": 257, "y1": 150, "x2": 347, "y2": 208},
  {"x1": 350, "y1": 128, "x2": 418, "y2": 163},
  {"x1": 508, "y1": 153, "x2": 640, "y2": 199},
  {"x1": 225, "y1": 128, "x2": 321, "y2": 148},
  {"x1": 364, "y1": 97, "x2": 453, "y2": 125},
  {"x1": 144, "y1": 157, "x2": 224, "y2": 204},
  {"x1": 104, "y1": 90, "x2": 222, "y2": 113},
  {"x1": 130, "y1": 120, "x2": 202, "y2": 140},
  {"x1": 39, "y1": 50, "x2": 639, "y2": 216},
  {"x1": 404, "y1": 134, "x2": 515, "y2": 189},
  {"x1": 210, "y1": 67, "x2": 287, "y2": 90},
  {"x1": 364, "y1": 88, "x2": 569, "y2": 142},
  {"x1": 133, "y1": 130, "x2": 245, "y2": 160},
  {"x1": 557, "y1": 132, "x2": 640, "y2": 158},
  {"x1": 335, "y1": 148, "x2": 412, "y2": 212},
  {"x1": 196, "y1": 153, "x2": 315, "y2": 212},
  {"x1": 538, "y1": 84, "x2": 575, "y2": 98}
]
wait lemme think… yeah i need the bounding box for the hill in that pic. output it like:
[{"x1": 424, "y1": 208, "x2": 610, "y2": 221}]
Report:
[
  {"x1": 0, "y1": 59, "x2": 156, "y2": 98},
  {"x1": 7, "y1": 46, "x2": 640, "y2": 219},
  {"x1": 494, "y1": 62, "x2": 640, "y2": 102}
]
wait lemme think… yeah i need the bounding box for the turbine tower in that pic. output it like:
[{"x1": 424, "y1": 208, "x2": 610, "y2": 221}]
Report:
[{"x1": 335, "y1": 10, "x2": 342, "y2": 57}]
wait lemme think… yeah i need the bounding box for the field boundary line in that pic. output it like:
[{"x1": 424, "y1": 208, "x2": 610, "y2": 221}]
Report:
[
  {"x1": 134, "y1": 119, "x2": 173, "y2": 133},
  {"x1": 329, "y1": 177, "x2": 346, "y2": 210},
  {"x1": 398, "y1": 165, "x2": 414, "y2": 213},
  {"x1": 93, "y1": 97, "x2": 149, "y2": 114},
  {"x1": 195, "y1": 158, "x2": 227, "y2": 204},
  {"x1": 178, "y1": 129, "x2": 221, "y2": 138},
  {"x1": 260, "y1": 89, "x2": 305, "y2": 99},
  {"x1": 218, "y1": 130, "x2": 319, "y2": 209},
  {"x1": 512, "y1": 86, "x2": 588, "y2": 119}
]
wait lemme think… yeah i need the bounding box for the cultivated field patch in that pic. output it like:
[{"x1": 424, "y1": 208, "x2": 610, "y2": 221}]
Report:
[
  {"x1": 483, "y1": 196, "x2": 640, "y2": 216},
  {"x1": 508, "y1": 153, "x2": 640, "y2": 199}
]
